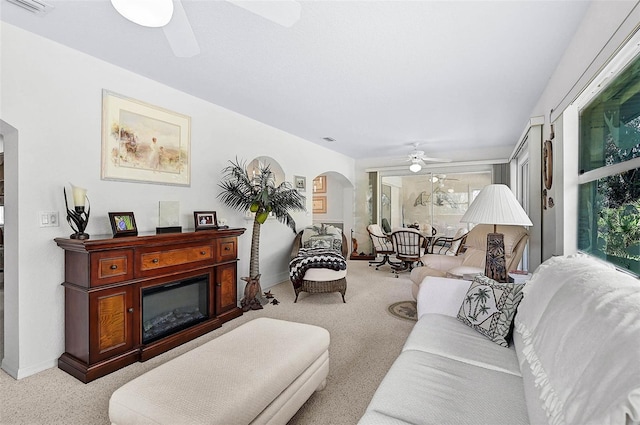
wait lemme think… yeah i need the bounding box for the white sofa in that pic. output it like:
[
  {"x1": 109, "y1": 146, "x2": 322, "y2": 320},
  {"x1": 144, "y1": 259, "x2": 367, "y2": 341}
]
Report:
[{"x1": 360, "y1": 254, "x2": 640, "y2": 424}]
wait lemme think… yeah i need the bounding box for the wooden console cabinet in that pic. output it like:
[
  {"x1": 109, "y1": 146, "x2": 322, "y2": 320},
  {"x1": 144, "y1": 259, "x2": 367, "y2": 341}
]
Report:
[{"x1": 55, "y1": 228, "x2": 245, "y2": 383}]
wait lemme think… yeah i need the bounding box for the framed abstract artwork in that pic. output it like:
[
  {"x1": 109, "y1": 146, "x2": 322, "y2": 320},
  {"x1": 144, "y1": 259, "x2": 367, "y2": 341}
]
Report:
[
  {"x1": 294, "y1": 175, "x2": 306, "y2": 192},
  {"x1": 313, "y1": 196, "x2": 327, "y2": 214},
  {"x1": 313, "y1": 176, "x2": 326, "y2": 193},
  {"x1": 101, "y1": 90, "x2": 191, "y2": 186}
]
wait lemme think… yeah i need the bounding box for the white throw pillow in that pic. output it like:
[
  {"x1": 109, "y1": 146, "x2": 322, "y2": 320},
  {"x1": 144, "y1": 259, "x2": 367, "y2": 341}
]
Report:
[
  {"x1": 309, "y1": 235, "x2": 334, "y2": 250},
  {"x1": 301, "y1": 224, "x2": 342, "y2": 252}
]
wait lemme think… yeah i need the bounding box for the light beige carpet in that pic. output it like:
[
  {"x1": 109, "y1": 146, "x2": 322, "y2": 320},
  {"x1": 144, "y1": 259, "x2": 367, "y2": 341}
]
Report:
[{"x1": 0, "y1": 260, "x2": 415, "y2": 425}]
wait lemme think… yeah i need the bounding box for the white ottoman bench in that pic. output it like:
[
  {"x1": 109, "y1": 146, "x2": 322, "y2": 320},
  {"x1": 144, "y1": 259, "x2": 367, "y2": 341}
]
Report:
[{"x1": 109, "y1": 317, "x2": 330, "y2": 425}]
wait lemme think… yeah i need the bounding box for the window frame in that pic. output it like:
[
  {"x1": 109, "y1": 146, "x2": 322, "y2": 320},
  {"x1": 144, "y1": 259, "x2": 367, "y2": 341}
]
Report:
[{"x1": 573, "y1": 29, "x2": 640, "y2": 277}]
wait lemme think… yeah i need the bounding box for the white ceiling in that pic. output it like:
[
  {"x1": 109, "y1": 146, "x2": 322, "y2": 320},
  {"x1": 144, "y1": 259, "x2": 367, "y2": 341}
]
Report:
[{"x1": 1, "y1": 0, "x2": 590, "y2": 166}]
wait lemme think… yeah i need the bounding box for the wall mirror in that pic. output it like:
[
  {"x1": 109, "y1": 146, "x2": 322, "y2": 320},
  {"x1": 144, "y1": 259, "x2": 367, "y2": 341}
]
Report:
[
  {"x1": 375, "y1": 171, "x2": 491, "y2": 237},
  {"x1": 247, "y1": 156, "x2": 285, "y2": 185}
]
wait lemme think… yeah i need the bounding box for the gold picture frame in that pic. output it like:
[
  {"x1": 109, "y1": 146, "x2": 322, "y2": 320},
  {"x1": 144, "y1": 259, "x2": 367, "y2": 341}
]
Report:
[
  {"x1": 101, "y1": 90, "x2": 191, "y2": 186},
  {"x1": 313, "y1": 196, "x2": 327, "y2": 213},
  {"x1": 313, "y1": 176, "x2": 326, "y2": 193}
]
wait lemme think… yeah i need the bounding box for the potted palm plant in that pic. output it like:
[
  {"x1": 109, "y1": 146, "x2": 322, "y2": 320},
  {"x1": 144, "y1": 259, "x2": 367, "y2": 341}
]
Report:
[{"x1": 218, "y1": 158, "x2": 306, "y2": 311}]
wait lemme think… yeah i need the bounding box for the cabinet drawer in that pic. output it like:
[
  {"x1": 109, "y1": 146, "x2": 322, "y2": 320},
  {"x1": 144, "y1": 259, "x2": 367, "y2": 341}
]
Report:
[
  {"x1": 215, "y1": 237, "x2": 237, "y2": 262},
  {"x1": 139, "y1": 244, "x2": 213, "y2": 273},
  {"x1": 91, "y1": 250, "x2": 134, "y2": 286}
]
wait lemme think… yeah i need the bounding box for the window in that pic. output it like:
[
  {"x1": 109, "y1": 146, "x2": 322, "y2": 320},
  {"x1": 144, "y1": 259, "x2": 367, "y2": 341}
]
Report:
[{"x1": 578, "y1": 51, "x2": 640, "y2": 276}]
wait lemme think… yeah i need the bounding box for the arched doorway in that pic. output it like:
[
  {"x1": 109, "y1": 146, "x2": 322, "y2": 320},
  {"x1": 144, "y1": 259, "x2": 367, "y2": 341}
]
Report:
[{"x1": 311, "y1": 172, "x2": 354, "y2": 254}]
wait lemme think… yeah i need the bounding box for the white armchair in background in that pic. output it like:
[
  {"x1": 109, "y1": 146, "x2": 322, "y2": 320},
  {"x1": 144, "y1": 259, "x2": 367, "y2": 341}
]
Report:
[{"x1": 409, "y1": 224, "x2": 529, "y2": 299}]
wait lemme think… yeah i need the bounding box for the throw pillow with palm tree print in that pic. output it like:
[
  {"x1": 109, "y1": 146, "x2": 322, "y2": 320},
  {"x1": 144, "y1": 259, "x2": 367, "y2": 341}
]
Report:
[{"x1": 457, "y1": 275, "x2": 525, "y2": 347}]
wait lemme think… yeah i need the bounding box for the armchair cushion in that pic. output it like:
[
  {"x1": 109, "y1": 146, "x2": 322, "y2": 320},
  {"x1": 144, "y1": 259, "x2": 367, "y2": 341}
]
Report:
[
  {"x1": 367, "y1": 224, "x2": 393, "y2": 252},
  {"x1": 422, "y1": 253, "x2": 464, "y2": 271},
  {"x1": 446, "y1": 265, "x2": 483, "y2": 279},
  {"x1": 462, "y1": 224, "x2": 529, "y2": 270}
]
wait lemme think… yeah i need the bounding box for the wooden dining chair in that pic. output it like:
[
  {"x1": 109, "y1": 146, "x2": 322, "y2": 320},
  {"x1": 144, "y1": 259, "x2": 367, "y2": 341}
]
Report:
[
  {"x1": 390, "y1": 229, "x2": 426, "y2": 277},
  {"x1": 367, "y1": 224, "x2": 399, "y2": 270}
]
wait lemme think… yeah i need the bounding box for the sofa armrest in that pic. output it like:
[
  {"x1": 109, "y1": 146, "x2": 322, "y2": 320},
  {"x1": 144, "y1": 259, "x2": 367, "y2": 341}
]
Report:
[{"x1": 416, "y1": 277, "x2": 472, "y2": 320}]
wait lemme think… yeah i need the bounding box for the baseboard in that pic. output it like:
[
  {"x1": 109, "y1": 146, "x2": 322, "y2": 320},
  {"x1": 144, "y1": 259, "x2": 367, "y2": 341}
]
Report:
[
  {"x1": 261, "y1": 271, "x2": 290, "y2": 290},
  {"x1": 2, "y1": 357, "x2": 57, "y2": 380},
  {"x1": 1, "y1": 358, "x2": 18, "y2": 378}
]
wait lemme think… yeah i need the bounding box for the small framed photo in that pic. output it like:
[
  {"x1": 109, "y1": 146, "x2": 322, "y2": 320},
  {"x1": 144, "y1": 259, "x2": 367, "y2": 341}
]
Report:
[
  {"x1": 294, "y1": 175, "x2": 306, "y2": 192},
  {"x1": 194, "y1": 211, "x2": 218, "y2": 231},
  {"x1": 108, "y1": 212, "x2": 138, "y2": 237}
]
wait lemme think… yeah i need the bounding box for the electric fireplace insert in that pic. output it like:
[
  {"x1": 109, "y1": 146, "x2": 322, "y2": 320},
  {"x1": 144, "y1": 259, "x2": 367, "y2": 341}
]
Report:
[{"x1": 141, "y1": 275, "x2": 209, "y2": 344}]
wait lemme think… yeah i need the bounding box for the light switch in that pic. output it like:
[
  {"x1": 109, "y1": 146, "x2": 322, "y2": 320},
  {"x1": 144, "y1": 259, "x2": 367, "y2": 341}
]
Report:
[{"x1": 39, "y1": 211, "x2": 59, "y2": 227}]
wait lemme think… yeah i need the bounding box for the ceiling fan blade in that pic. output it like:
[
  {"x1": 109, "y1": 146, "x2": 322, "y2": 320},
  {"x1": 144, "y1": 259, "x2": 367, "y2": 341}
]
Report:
[
  {"x1": 226, "y1": 0, "x2": 301, "y2": 28},
  {"x1": 162, "y1": 0, "x2": 200, "y2": 57},
  {"x1": 420, "y1": 157, "x2": 452, "y2": 163}
]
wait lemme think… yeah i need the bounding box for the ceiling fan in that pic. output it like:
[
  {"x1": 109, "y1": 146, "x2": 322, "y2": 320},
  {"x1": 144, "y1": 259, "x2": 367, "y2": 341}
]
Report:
[
  {"x1": 111, "y1": 0, "x2": 302, "y2": 58},
  {"x1": 432, "y1": 173, "x2": 458, "y2": 183},
  {"x1": 405, "y1": 143, "x2": 451, "y2": 172}
]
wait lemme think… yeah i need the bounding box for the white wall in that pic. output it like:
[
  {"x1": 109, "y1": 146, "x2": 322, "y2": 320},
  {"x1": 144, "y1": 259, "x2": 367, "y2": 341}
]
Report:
[{"x1": 0, "y1": 23, "x2": 354, "y2": 379}]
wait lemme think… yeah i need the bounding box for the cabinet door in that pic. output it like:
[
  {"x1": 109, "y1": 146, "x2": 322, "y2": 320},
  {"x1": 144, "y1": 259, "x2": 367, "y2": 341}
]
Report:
[
  {"x1": 215, "y1": 263, "x2": 237, "y2": 315},
  {"x1": 89, "y1": 286, "x2": 134, "y2": 363}
]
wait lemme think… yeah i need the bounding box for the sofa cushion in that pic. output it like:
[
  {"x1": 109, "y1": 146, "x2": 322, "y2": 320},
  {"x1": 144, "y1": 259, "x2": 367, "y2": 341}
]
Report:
[
  {"x1": 457, "y1": 275, "x2": 524, "y2": 347},
  {"x1": 447, "y1": 265, "x2": 483, "y2": 278},
  {"x1": 303, "y1": 267, "x2": 347, "y2": 281},
  {"x1": 358, "y1": 350, "x2": 529, "y2": 425},
  {"x1": 404, "y1": 314, "x2": 521, "y2": 376},
  {"x1": 514, "y1": 254, "x2": 640, "y2": 425}
]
